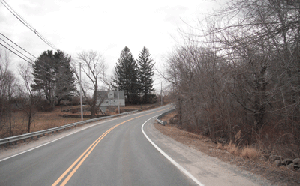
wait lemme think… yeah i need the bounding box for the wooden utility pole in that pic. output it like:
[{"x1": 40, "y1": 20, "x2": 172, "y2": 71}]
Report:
[
  {"x1": 79, "y1": 63, "x2": 83, "y2": 121},
  {"x1": 117, "y1": 88, "x2": 120, "y2": 114},
  {"x1": 160, "y1": 82, "x2": 163, "y2": 106}
]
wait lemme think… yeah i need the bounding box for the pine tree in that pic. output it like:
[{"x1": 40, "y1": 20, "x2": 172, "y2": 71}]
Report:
[
  {"x1": 31, "y1": 50, "x2": 75, "y2": 108},
  {"x1": 53, "y1": 51, "x2": 76, "y2": 105},
  {"x1": 115, "y1": 46, "x2": 140, "y2": 104},
  {"x1": 31, "y1": 50, "x2": 55, "y2": 107},
  {"x1": 137, "y1": 47, "x2": 154, "y2": 103}
]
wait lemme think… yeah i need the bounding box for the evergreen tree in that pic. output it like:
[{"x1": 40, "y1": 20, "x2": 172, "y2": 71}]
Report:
[
  {"x1": 31, "y1": 50, "x2": 75, "y2": 108},
  {"x1": 54, "y1": 51, "x2": 76, "y2": 105},
  {"x1": 137, "y1": 47, "x2": 154, "y2": 103},
  {"x1": 114, "y1": 46, "x2": 139, "y2": 104}
]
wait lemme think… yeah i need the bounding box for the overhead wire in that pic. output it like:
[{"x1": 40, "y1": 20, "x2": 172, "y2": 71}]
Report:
[
  {"x1": 0, "y1": 32, "x2": 36, "y2": 59},
  {"x1": 0, "y1": 0, "x2": 57, "y2": 50},
  {"x1": 0, "y1": 37, "x2": 34, "y2": 61},
  {"x1": 0, "y1": 0, "x2": 58, "y2": 64},
  {"x1": 0, "y1": 42, "x2": 32, "y2": 64}
]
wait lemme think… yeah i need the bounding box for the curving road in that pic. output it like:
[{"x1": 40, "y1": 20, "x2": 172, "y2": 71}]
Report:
[{"x1": 0, "y1": 105, "x2": 197, "y2": 186}]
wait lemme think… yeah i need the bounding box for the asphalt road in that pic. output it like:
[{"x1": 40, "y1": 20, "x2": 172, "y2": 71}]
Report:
[{"x1": 0, "y1": 105, "x2": 197, "y2": 186}]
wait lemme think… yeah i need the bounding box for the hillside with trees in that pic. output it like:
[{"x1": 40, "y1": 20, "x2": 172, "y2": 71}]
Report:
[{"x1": 166, "y1": 0, "x2": 300, "y2": 159}]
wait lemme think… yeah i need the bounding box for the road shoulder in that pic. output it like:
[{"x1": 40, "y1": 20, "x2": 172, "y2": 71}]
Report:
[{"x1": 144, "y1": 120, "x2": 273, "y2": 186}]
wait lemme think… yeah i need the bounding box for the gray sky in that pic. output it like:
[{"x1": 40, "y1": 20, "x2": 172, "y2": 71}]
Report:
[{"x1": 0, "y1": 0, "x2": 223, "y2": 91}]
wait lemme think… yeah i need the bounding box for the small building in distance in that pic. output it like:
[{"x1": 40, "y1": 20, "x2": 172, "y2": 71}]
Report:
[{"x1": 97, "y1": 91, "x2": 125, "y2": 113}]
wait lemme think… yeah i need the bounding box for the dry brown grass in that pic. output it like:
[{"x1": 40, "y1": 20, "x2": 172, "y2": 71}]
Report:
[
  {"x1": 216, "y1": 142, "x2": 224, "y2": 150},
  {"x1": 31, "y1": 106, "x2": 89, "y2": 132},
  {"x1": 240, "y1": 147, "x2": 260, "y2": 159},
  {"x1": 1, "y1": 103, "x2": 160, "y2": 138},
  {"x1": 225, "y1": 141, "x2": 240, "y2": 155},
  {"x1": 216, "y1": 141, "x2": 260, "y2": 160},
  {"x1": 0, "y1": 106, "x2": 89, "y2": 137},
  {"x1": 161, "y1": 111, "x2": 177, "y2": 124},
  {"x1": 155, "y1": 121, "x2": 300, "y2": 185},
  {"x1": 31, "y1": 113, "x2": 88, "y2": 132}
]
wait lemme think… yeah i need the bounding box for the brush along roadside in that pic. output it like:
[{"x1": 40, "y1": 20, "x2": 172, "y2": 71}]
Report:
[{"x1": 155, "y1": 112, "x2": 300, "y2": 186}]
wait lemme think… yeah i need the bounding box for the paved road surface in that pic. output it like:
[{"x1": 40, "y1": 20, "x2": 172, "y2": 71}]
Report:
[
  {"x1": 0, "y1": 105, "x2": 272, "y2": 186},
  {"x1": 0, "y1": 105, "x2": 196, "y2": 186}
]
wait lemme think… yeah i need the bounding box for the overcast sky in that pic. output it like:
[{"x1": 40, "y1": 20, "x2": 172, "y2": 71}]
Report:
[{"x1": 0, "y1": 0, "x2": 224, "y2": 91}]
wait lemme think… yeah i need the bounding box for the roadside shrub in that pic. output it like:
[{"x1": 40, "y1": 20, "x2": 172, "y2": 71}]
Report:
[
  {"x1": 241, "y1": 147, "x2": 260, "y2": 159},
  {"x1": 216, "y1": 142, "x2": 224, "y2": 150},
  {"x1": 225, "y1": 141, "x2": 240, "y2": 155},
  {"x1": 36, "y1": 100, "x2": 54, "y2": 112}
]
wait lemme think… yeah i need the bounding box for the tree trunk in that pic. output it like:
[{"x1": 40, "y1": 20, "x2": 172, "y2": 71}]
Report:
[
  {"x1": 27, "y1": 112, "x2": 31, "y2": 133},
  {"x1": 178, "y1": 97, "x2": 182, "y2": 126},
  {"x1": 57, "y1": 99, "x2": 62, "y2": 106},
  {"x1": 91, "y1": 79, "x2": 97, "y2": 118}
]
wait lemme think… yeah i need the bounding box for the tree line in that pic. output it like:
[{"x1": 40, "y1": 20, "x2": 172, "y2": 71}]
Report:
[
  {"x1": 114, "y1": 46, "x2": 155, "y2": 104},
  {"x1": 166, "y1": 0, "x2": 300, "y2": 158},
  {"x1": 0, "y1": 46, "x2": 155, "y2": 136}
]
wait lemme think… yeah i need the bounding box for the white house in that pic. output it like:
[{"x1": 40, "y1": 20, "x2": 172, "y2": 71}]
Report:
[{"x1": 97, "y1": 91, "x2": 125, "y2": 112}]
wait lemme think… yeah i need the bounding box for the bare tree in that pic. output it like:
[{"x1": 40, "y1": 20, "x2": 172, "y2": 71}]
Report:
[
  {"x1": 215, "y1": 0, "x2": 300, "y2": 151},
  {"x1": 166, "y1": 45, "x2": 227, "y2": 139},
  {"x1": 0, "y1": 49, "x2": 16, "y2": 137},
  {"x1": 165, "y1": 0, "x2": 300, "y2": 157},
  {"x1": 18, "y1": 63, "x2": 39, "y2": 133},
  {"x1": 77, "y1": 51, "x2": 107, "y2": 118}
]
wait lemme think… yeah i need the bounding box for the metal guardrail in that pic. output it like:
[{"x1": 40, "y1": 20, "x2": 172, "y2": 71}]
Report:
[
  {"x1": 156, "y1": 108, "x2": 175, "y2": 126},
  {"x1": 0, "y1": 110, "x2": 139, "y2": 146}
]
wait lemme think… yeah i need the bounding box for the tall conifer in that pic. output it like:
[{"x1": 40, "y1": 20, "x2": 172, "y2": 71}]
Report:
[
  {"x1": 31, "y1": 50, "x2": 75, "y2": 107},
  {"x1": 137, "y1": 47, "x2": 154, "y2": 103},
  {"x1": 115, "y1": 46, "x2": 139, "y2": 104}
]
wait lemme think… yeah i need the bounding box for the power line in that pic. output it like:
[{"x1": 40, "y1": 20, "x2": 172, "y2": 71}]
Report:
[
  {"x1": 0, "y1": 33, "x2": 36, "y2": 58},
  {"x1": 0, "y1": 32, "x2": 36, "y2": 63},
  {"x1": 0, "y1": 0, "x2": 57, "y2": 50},
  {"x1": 0, "y1": 42, "x2": 32, "y2": 64},
  {"x1": 0, "y1": 38, "x2": 33, "y2": 61}
]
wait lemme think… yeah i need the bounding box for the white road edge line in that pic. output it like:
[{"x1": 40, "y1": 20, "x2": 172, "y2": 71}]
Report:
[
  {"x1": 141, "y1": 116, "x2": 204, "y2": 186},
  {"x1": 0, "y1": 118, "x2": 117, "y2": 163}
]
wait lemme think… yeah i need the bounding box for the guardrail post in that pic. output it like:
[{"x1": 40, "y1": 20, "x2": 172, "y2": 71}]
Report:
[
  {"x1": 9, "y1": 141, "x2": 16, "y2": 146},
  {"x1": 0, "y1": 109, "x2": 141, "y2": 147}
]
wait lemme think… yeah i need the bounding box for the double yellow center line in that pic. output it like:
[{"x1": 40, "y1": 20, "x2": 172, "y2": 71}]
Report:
[
  {"x1": 52, "y1": 109, "x2": 167, "y2": 186},
  {"x1": 52, "y1": 118, "x2": 134, "y2": 186}
]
